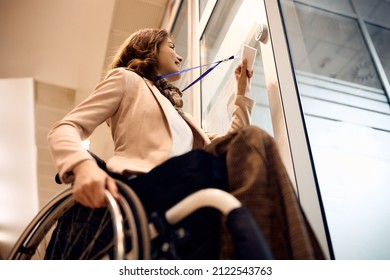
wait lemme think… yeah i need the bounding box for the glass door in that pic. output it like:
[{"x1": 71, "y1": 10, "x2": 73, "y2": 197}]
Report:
[
  {"x1": 199, "y1": 0, "x2": 274, "y2": 137},
  {"x1": 276, "y1": 0, "x2": 390, "y2": 259},
  {"x1": 197, "y1": 0, "x2": 332, "y2": 259}
]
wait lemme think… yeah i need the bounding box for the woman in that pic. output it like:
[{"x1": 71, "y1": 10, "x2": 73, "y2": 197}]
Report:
[{"x1": 47, "y1": 28, "x2": 324, "y2": 259}]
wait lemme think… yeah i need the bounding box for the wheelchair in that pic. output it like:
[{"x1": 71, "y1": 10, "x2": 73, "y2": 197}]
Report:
[{"x1": 8, "y1": 150, "x2": 273, "y2": 260}]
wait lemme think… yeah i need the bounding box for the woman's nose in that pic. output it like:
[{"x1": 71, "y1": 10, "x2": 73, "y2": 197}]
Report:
[{"x1": 177, "y1": 55, "x2": 183, "y2": 63}]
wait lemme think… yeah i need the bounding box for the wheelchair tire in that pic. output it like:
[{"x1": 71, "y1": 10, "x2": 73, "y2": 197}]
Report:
[
  {"x1": 7, "y1": 185, "x2": 127, "y2": 260},
  {"x1": 115, "y1": 180, "x2": 151, "y2": 259}
]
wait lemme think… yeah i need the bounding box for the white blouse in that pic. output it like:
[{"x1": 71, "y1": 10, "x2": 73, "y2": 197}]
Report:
[{"x1": 162, "y1": 97, "x2": 193, "y2": 158}]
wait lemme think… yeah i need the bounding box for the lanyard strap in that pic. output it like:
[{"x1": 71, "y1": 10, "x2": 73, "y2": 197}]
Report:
[{"x1": 156, "y1": 55, "x2": 235, "y2": 92}]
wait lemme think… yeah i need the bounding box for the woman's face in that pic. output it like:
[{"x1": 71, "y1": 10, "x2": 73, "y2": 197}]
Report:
[{"x1": 157, "y1": 38, "x2": 183, "y2": 82}]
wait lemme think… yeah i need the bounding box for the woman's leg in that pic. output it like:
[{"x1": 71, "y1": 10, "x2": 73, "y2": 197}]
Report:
[
  {"x1": 204, "y1": 125, "x2": 325, "y2": 259},
  {"x1": 126, "y1": 149, "x2": 228, "y2": 259}
]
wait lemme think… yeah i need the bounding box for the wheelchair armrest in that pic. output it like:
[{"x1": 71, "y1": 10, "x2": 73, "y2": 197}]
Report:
[
  {"x1": 165, "y1": 188, "x2": 242, "y2": 225},
  {"x1": 54, "y1": 151, "x2": 108, "y2": 184},
  {"x1": 165, "y1": 188, "x2": 274, "y2": 260}
]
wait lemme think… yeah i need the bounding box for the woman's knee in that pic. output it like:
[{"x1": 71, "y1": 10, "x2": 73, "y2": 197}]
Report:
[
  {"x1": 234, "y1": 125, "x2": 274, "y2": 155},
  {"x1": 238, "y1": 125, "x2": 272, "y2": 142}
]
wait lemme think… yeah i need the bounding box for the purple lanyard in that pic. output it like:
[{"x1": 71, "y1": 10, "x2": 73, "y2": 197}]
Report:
[{"x1": 156, "y1": 55, "x2": 235, "y2": 92}]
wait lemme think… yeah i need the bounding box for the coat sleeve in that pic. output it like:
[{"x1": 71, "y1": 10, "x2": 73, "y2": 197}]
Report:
[
  {"x1": 47, "y1": 68, "x2": 128, "y2": 183},
  {"x1": 227, "y1": 95, "x2": 255, "y2": 133},
  {"x1": 205, "y1": 95, "x2": 255, "y2": 141}
]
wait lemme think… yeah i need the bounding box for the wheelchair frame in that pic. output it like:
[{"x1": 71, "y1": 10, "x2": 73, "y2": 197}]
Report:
[{"x1": 8, "y1": 179, "x2": 245, "y2": 260}]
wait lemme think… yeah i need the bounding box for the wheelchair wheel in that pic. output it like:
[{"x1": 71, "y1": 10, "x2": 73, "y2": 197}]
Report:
[
  {"x1": 8, "y1": 185, "x2": 129, "y2": 260},
  {"x1": 115, "y1": 180, "x2": 151, "y2": 259}
]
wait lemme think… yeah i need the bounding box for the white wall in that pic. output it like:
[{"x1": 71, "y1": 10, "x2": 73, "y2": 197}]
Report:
[
  {"x1": 0, "y1": 78, "x2": 39, "y2": 259},
  {"x1": 0, "y1": 0, "x2": 116, "y2": 101}
]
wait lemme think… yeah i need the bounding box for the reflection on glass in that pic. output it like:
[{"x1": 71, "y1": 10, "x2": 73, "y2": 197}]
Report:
[
  {"x1": 367, "y1": 24, "x2": 390, "y2": 82},
  {"x1": 199, "y1": 0, "x2": 273, "y2": 135},
  {"x1": 199, "y1": 0, "x2": 209, "y2": 19},
  {"x1": 296, "y1": 0, "x2": 353, "y2": 13},
  {"x1": 284, "y1": 2, "x2": 381, "y2": 88},
  {"x1": 200, "y1": 0, "x2": 243, "y2": 65},
  {"x1": 353, "y1": 0, "x2": 390, "y2": 23},
  {"x1": 281, "y1": 0, "x2": 390, "y2": 259}
]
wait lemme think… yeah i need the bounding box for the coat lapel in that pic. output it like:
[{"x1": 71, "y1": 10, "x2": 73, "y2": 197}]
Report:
[
  {"x1": 142, "y1": 78, "x2": 174, "y2": 135},
  {"x1": 181, "y1": 113, "x2": 211, "y2": 147},
  {"x1": 142, "y1": 78, "x2": 210, "y2": 147}
]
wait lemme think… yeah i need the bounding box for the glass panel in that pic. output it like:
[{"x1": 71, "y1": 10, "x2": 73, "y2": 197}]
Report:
[
  {"x1": 200, "y1": 0, "x2": 243, "y2": 65},
  {"x1": 171, "y1": 0, "x2": 192, "y2": 114},
  {"x1": 367, "y1": 24, "x2": 390, "y2": 83},
  {"x1": 199, "y1": 0, "x2": 273, "y2": 135},
  {"x1": 199, "y1": 0, "x2": 209, "y2": 19},
  {"x1": 353, "y1": 0, "x2": 390, "y2": 25},
  {"x1": 280, "y1": 0, "x2": 390, "y2": 259},
  {"x1": 283, "y1": 2, "x2": 381, "y2": 89},
  {"x1": 295, "y1": 0, "x2": 354, "y2": 14}
]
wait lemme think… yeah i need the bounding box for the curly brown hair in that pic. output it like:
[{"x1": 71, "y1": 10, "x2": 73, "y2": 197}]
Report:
[{"x1": 110, "y1": 28, "x2": 170, "y2": 82}]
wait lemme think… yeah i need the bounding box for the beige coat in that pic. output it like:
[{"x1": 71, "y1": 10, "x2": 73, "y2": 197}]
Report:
[{"x1": 48, "y1": 68, "x2": 254, "y2": 184}]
